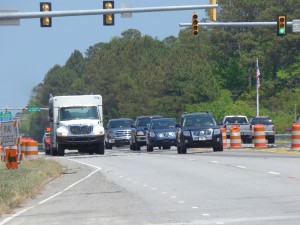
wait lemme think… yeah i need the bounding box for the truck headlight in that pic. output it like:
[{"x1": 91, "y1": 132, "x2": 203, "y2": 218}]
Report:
[
  {"x1": 183, "y1": 131, "x2": 191, "y2": 136},
  {"x1": 136, "y1": 131, "x2": 144, "y2": 136},
  {"x1": 57, "y1": 127, "x2": 68, "y2": 136},
  {"x1": 94, "y1": 127, "x2": 104, "y2": 135}
]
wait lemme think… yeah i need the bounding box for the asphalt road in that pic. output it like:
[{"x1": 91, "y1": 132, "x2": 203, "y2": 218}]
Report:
[{"x1": 1, "y1": 147, "x2": 300, "y2": 225}]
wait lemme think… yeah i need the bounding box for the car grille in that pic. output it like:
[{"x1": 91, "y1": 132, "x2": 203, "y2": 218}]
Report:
[
  {"x1": 192, "y1": 130, "x2": 212, "y2": 136},
  {"x1": 69, "y1": 125, "x2": 93, "y2": 135}
]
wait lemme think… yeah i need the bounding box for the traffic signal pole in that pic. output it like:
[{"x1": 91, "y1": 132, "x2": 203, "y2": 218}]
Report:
[{"x1": 0, "y1": 4, "x2": 218, "y2": 20}]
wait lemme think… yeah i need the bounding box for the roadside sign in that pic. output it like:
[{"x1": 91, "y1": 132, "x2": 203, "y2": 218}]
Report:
[
  {"x1": 292, "y1": 20, "x2": 300, "y2": 32},
  {"x1": 0, "y1": 111, "x2": 12, "y2": 122},
  {"x1": 27, "y1": 106, "x2": 41, "y2": 112},
  {"x1": 1, "y1": 121, "x2": 14, "y2": 147}
]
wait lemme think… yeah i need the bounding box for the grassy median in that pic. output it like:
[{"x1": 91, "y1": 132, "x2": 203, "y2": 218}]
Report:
[{"x1": 0, "y1": 157, "x2": 65, "y2": 215}]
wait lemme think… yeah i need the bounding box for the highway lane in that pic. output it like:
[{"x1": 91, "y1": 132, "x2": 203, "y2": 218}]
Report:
[{"x1": 1, "y1": 147, "x2": 300, "y2": 225}]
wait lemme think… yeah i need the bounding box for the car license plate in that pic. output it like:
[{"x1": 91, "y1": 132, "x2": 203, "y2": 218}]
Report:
[{"x1": 199, "y1": 136, "x2": 206, "y2": 141}]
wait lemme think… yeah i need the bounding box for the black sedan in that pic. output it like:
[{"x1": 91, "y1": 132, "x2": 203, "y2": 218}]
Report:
[{"x1": 145, "y1": 118, "x2": 177, "y2": 152}]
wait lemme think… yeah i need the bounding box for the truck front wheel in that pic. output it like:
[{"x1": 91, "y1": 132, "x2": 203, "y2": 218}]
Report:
[
  {"x1": 95, "y1": 141, "x2": 105, "y2": 155},
  {"x1": 57, "y1": 143, "x2": 65, "y2": 156}
]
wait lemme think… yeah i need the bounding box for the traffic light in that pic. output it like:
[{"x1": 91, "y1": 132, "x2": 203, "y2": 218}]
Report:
[
  {"x1": 277, "y1": 15, "x2": 287, "y2": 36},
  {"x1": 209, "y1": 0, "x2": 217, "y2": 21},
  {"x1": 192, "y1": 13, "x2": 198, "y2": 35},
  {"x1": 103, "y1": 1, "x2": 114, "y2": 26},
  {"x1": 40, "y1": 2, "x2": 52, "y2": 27}
]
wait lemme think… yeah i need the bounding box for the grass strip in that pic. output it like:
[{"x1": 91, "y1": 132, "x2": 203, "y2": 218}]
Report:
[{"x1": 0, "y1": 158, "x2": 65, "y2": 215}]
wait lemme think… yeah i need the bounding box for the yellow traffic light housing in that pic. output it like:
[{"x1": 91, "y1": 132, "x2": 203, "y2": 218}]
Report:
[
  {"x1": 192, "y1": 13, "x2": 198, "y2": 35},
  {"x1": 103, "y1": 1, "x2": 114, "y2": 26},
  {"x1": 277, "y1": 15, "x2": 287, "y2": 36},
  {"x1": 209, "y1": 0, "x2": 217, "y2": 22},
  {"x1": 40, "y1": 2, "x2": 52, "y2": 27}
]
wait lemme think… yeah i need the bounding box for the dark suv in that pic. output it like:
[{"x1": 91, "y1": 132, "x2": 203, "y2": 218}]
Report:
[
  {"x1": 249, "y1": 116, "x2": 275, "y2": 144},
  {"x1": 176, "y1": 112, "x2": 223, "y2": 154},
  {"x1": 130, "y1": 115, "x2": 162, "y2": 150}
]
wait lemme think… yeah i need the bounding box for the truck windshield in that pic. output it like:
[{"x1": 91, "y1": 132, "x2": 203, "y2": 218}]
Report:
[{"x1": 60, "y1": 106, "x2": 98, "y2": 121}]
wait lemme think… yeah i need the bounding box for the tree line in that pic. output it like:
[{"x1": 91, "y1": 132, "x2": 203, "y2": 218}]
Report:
[{"x1": 21, "y1": 0, "x2": 300, "y2": 141}]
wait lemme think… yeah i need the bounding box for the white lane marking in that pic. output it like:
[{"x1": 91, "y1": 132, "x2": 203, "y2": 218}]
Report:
[
  {"x1": 0, "y1": 207, "x2": 35, "y2": 225},
  {"x1": 143, "y1": 184, "x2": 148, "y2": 187},
  {"x1": 0, "y1": 159, "x2": 101, "y2": 225},
  {"x1": 39, "y1": 168, "x2": 101, "y2": 205},
  {"x1": 126, "y1": 178, "x2": 131, "y2": 181},
  {"x1": 202, "y1": 213, "x2": 210, "y2": 216},
  {"x1": 268, "y1": 171, "x2": 280, "y2": 175},
  {"x1": 119, "y1": 175, "x2": 123, "y2": 178},
  {"x1": 152, "y1": 187, "x2": 158, "y2": 190},
  {"x1": 178, "y1": 201, "x2": 185, "y2": 204},
  {"x1": 170, "y1": 196, "x2": 177, "y2": 199},
  {"x1": 191, "y1": 206, "x2": 199, "y2": 209},
  {"x1": 161, "y1": 192, "x2": 168, "y2": 194},
  {"x1": 210, "y1": 161, "x2": 220, "y2": 163},
  {"x1": 236, "y1": 165, "x2": 246, "y2": 169}
]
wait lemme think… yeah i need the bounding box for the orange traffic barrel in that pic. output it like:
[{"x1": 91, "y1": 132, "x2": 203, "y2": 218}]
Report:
[
  {"x1": 230, "y1": 126, "x2": 242, "y2": 149},
  {"x1": 220, "y1": 127, "x2": 227, "y2": 149},
  {"x1": 291, "y1": 122, "x2": 300, "y2": 151},
  {"x1": 0, "y1": 146, "x2": 4, "y2": 162},
  {"x1": 254, "y1": 124, "x2": 267, "y2": 148},
  {"x1": 21, "y1": 141, "x2": 26, "y2": 155},
  {"x1": 25, "y1": 140, "x2": 38, "y2": 159}
]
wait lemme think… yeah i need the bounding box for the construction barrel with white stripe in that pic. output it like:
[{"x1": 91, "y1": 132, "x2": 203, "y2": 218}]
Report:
[
  {"x1": 291, "y1": 122, "x2": 300, "y2": 151},
  {"x1": 220, "y1": 127, "x2": 227, "y2": 149},
  {"x1": 25, "y1": 140, "x2": 39, "y2": 159},
  {"x1": 254, "y1": 124, "x2": 267, "y2": 148},
  {"x1": 230, "y1": 126, "x2": 242, "y2": 149}
]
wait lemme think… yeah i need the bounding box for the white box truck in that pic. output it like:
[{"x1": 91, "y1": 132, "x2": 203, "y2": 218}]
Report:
[{"x1": 49, "y1": 95, "x2": 105, "y2": 156}]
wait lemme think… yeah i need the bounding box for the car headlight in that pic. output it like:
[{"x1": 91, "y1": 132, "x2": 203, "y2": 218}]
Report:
[
  {"x1": 183, "y1": 131, "x2": 191, "y2": 136},
  {"x1": 150, "y1": 132, "x2": 156, "y2": 137},
  {"x1": 136, "y1": 131, "x2": 144, "y2": 136},
  {"x1": 214, "y1": 129, "x2": 221, "y2": 135}
]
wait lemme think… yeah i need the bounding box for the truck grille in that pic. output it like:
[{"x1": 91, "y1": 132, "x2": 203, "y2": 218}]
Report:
[
  {"x1": 69, "y1": 125, "x2": 93, "y2": 135},
  {"x1": 115, "y1": 130, "x2": 131, "y2": 137}
]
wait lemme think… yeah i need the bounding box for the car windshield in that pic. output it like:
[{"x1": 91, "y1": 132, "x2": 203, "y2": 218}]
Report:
[
  {"x1": 60, "y1": 106, "x2": 98, "y2": 121},
  {"x1": 151, "y1": 119, "x2": 176, "y2": 129},
  {"x1": 183, "y1": 115, "x2": 216, "y2": 127},
  {"x1": 251, "y1": 118, "x2": 273, "y2": 125},
  {"x1": 224, "y1": 117, "x2": 248, "y2": 124},
  {"x1": 109, "y1": 120, "x2": 133, "y2": 128},
  {"x1": 136, "y1": 117, "x2": 151, "y2": 126}
]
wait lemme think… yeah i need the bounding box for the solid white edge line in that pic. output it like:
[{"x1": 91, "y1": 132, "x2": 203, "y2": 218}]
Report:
[
  {"x1": 39, "y1": 168, "x2": 101, "y2": 205},
  {"x1": 0, "y1": 158, "x2": 102, "y2": 225}
]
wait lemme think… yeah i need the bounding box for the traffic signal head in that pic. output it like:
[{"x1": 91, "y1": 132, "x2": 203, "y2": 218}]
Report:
[
  {"x1": 40, "y1": 2, "x2": 52, "y2": 27},
  {"x1": 103, "y1": 1, "x2": 114, "y2": 26},
  {"x1": 192, "y1": 13, "x2": 198, "y2": 35},
  {"x1": 277, "y1": 15, "x2": 286, "y2": 36},
  {"x1": 209, "y1": 0, "x2": 217, "y2": 21}
]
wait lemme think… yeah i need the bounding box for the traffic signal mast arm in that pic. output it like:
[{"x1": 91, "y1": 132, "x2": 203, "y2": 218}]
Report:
[
  {"x1": 179, "y1": 21, "x2": 293, "y2": 27},
  {"x1": 0, "y1": 4, "x2": 218, "y2": 20}
]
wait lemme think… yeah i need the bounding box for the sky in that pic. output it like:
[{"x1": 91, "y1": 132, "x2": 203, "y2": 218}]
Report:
[{"x1": 1, "y1": 0, "x2": 208, "y2": 109}]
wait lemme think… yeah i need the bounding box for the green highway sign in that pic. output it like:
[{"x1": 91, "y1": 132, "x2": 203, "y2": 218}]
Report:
[
  {"x1": 27, "y1": 106, "x2": 41, "y2": 112},
  {"x1": 0, "y1": 111, "x2": 12, "y2": 122}
]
